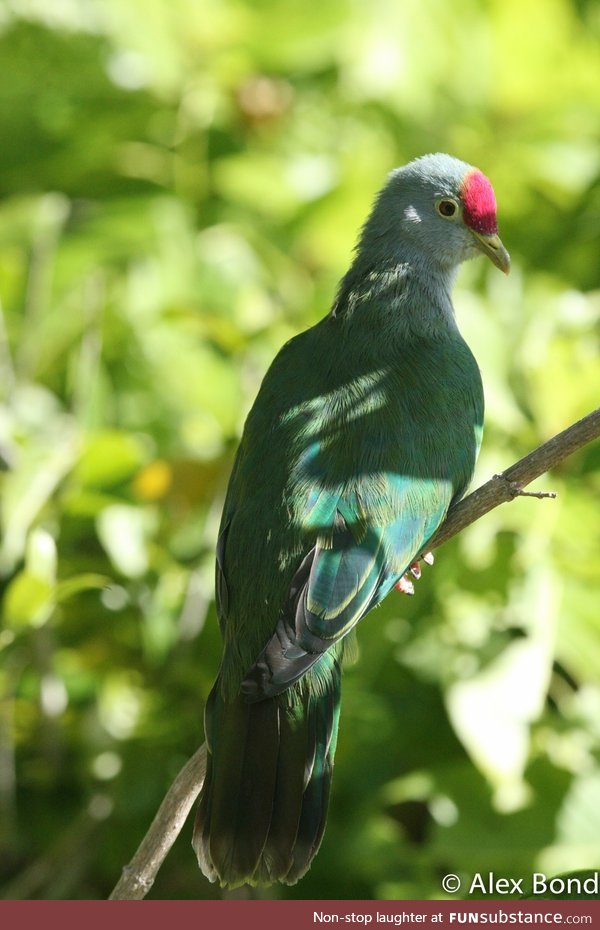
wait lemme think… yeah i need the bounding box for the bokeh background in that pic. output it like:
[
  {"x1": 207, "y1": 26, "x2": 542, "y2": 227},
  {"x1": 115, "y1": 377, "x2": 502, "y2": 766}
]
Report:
[{"x1": 0, "y1": 0, "x2": 599, "y2": 901}]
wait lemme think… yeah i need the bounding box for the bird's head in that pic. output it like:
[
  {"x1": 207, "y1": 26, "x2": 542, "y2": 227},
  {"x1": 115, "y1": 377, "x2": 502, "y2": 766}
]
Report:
[{"x1": 366, "y1": 153, "x2": 510, "y2": 275}]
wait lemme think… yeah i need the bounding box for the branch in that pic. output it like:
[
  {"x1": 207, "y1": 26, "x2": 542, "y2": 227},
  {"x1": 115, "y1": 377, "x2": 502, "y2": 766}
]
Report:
[
  {"x1": 109, "y1": 744, "x2": 207, "y2": 900},
  {"x1": 108, "y1": 406, "x2": 600, "y2": 900},
  {"x1": 426, "y1": 406, "x2": 600, "y2": 551}
]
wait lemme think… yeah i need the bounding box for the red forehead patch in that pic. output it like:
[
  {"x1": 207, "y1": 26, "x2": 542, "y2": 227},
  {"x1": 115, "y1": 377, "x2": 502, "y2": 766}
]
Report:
[{"x1": 461, "y1": 169, "x2": 498, "y2": 234}]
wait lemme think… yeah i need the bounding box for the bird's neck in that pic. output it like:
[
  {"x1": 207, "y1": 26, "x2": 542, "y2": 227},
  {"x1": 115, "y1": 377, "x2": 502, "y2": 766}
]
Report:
[{"x1": 331, "y1": 248, "x2": 460, "y2": 341}]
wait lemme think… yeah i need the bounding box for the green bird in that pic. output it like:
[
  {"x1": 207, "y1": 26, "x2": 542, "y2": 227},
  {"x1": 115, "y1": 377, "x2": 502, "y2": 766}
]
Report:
[{"x1": 193, "y1": 153, "x2": 510, "y2": 888}]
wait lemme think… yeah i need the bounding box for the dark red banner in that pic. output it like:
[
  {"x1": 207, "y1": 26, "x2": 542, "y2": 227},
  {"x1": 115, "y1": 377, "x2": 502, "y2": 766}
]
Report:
[{"x1": 1, "y1": 900, "x2": 599, "y2": 930}]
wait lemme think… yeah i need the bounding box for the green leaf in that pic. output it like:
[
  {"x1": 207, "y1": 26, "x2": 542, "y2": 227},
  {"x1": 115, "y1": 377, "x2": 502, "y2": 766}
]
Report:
[
  {"x1": 4, "y1": 571, "x2": 54, "y2": 628},
  {"x1": 96, "y1": 504, "x2": 149, "y2": 578},
  {"x1": 55, "y1": 573, "x2": 110, "y2": 602},
  {"x1": 75, "y1": 431, "x2": 146, "y2": 489}
]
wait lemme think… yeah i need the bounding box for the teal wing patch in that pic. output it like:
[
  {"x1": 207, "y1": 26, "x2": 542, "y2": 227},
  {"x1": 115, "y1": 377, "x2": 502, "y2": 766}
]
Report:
[{"x1": 241, "y1": 481, "x2": 450, "y2": 701}]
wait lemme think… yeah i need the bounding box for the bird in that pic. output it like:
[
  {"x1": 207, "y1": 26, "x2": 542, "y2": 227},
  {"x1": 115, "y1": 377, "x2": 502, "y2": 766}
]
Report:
[{"x1": 192, "y1": 153, "x2": 510, "y2": 888}]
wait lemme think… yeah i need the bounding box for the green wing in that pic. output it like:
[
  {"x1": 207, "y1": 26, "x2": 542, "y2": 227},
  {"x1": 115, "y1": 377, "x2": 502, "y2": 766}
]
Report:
[{"x1": 241, "y1": 479, "x2": 451, "y2": 701}]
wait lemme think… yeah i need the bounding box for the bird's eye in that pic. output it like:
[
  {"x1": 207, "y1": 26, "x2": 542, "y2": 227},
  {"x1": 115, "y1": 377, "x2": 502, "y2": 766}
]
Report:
[{"x1": 437, "y1": 199, "x2": 458, "y2": 218}]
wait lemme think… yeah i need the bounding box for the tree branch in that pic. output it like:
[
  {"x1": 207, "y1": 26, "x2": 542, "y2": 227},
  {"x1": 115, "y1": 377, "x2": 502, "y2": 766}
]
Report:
[
  {"x1": 425, "y1": 406, "x2": 600, "y2": 551},
  {"x1": 108, "y1": 744, "x2": 207, "y2": 900},
  {"x1": 108, "y1": 406, "x2": 600, "y2": 900}
]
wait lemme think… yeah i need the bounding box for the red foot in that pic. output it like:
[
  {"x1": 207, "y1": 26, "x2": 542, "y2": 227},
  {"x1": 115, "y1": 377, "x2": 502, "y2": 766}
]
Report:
[
  {"x1": 394, "y1": 552, "x2": 434, "y2": 596},
  {"x1": 394, "y1": 576, "x2": 415, "y2": 596}
]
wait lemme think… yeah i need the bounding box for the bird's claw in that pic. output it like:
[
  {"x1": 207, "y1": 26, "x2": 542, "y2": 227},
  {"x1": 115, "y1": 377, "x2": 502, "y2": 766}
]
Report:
[
  {"x1": 394, "y1": 575, "x2": 415, "y2": 596},
  {"x1": 394, "y1": 552, "x2": 434, "y2": 596}
]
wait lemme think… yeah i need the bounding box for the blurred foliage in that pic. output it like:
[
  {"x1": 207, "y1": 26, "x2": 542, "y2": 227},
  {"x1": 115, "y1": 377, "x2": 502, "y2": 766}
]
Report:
[{"x1": 0, "y1": 0, "x2": 599, "y2": 902}]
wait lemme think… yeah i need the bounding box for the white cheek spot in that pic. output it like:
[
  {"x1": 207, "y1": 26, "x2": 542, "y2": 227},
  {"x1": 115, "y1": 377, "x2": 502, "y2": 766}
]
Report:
[{"x1": 404, "y1": 205, "x2": 421, "y2": 224}]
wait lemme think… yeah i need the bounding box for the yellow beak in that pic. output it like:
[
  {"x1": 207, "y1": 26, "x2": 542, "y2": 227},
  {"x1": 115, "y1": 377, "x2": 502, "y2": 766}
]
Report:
[{"x1": 471, "y1": 230, "x2": 511, "y2": 275}]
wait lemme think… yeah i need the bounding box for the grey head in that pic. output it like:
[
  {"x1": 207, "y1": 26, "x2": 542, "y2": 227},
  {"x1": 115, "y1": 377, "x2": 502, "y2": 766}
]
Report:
[{"x1": 358, "y1": 153, "x2": 510, "y2": 276}]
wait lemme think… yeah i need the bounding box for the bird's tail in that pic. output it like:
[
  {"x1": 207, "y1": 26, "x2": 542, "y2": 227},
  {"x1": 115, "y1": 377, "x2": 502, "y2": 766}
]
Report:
[{"x1": 192, "y1": 665, "x2": 341, "y2": 888}]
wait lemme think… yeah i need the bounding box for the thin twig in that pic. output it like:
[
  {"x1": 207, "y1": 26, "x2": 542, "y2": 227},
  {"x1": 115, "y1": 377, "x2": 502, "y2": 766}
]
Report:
[
  {"x1": 510, "y1": 488, "x2": 557, "y2": 500},
  {"x1": 108, "y1": 406, "x2": 600, "y2": 900}
]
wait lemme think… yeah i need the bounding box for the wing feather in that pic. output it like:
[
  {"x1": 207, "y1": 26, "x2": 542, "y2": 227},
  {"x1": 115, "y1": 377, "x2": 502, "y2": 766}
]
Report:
[{"x1": 241, "y1": 478, "x2": 450, "y2": 701}]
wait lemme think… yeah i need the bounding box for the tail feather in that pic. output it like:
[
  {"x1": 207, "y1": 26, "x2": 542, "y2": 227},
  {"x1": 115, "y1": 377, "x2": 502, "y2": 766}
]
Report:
[
  {"x1": 193, "y1": 746, "x2": 217, "y2": 883},
  {"x1": 193, "y1": 664, "x2": 341, "y2": 888},
  {"x1": 284, "y1": 678, "x2": 341, "y2": 883},
  {"x1": 258, "y1": 702, "x2": 312, "y2": 881},
  {"x1": 200, "y1": 686, "x2": 280, "y2": 883}
]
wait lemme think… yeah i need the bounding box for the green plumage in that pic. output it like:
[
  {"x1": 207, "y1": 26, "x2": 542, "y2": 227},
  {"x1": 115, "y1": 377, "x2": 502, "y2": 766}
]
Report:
[{"x1": 193, "y1": 154, "x2": 504, "y2": 888}]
